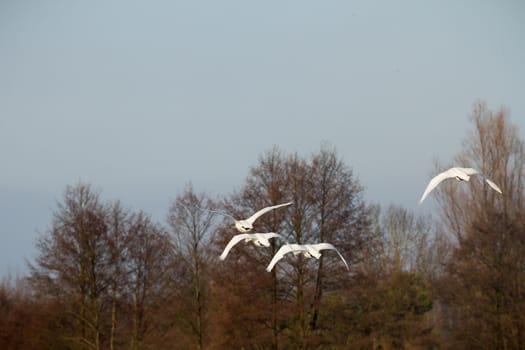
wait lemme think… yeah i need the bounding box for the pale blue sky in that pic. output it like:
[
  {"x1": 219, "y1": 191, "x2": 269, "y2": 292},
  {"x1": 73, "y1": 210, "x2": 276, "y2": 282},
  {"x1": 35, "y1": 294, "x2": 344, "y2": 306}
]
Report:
[{"x1": 1, "y1": 0, "x2": 524, "y2": 276}]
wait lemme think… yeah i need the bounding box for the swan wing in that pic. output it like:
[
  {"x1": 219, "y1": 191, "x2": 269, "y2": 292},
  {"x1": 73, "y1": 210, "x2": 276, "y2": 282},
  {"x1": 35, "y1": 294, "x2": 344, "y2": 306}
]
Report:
[
  {"x1": 459, "y1": 168, "x2": 501, "y2": 194},
  {"x1": 253, "y1": 232, "x2": 282, "y2": 241},
  {"x1": 459, "y1": 167, "x2": 480, "y2": 176},
  {"x1": 220, "y1": 233, "x2": 252, "y2": 260},
  {"x1": 251, "y1": 232, "x2": 284, "y2": 246},
  {"x1": 419, "y1": 170, "x2": 456, "y2": 204},
  {"x1": 485, "y1": 178, "x2": 503, "y2": 194},
  {"x1": 266, "y1": 243, "x2": 301, "y2": 272},
  {"x1": 314, "y1": 243, "x2": 349, "y2": 270},
  {"x1": 245, "y1": 202, "x2": 293, "y2": 225}
]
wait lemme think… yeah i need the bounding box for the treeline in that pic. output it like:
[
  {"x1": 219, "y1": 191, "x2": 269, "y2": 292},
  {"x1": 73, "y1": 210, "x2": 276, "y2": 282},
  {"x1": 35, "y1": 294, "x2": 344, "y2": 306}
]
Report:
[{"x1": 1, "y1": 102, "x2": 525, "y2": 349}]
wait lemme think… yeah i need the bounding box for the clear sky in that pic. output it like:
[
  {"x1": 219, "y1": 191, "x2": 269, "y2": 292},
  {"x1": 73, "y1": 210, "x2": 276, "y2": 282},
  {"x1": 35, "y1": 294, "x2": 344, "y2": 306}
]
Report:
[{"x1": 1, "y1": 0, "x2": 524, "y2": 276}]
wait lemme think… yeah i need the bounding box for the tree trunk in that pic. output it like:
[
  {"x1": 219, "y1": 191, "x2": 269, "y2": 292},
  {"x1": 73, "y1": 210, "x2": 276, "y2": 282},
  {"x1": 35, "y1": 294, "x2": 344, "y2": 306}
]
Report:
[
  {"x1": 271, "y1": 267, "x2": 278, "y2": 350},
  {"x1": 310, "y1": 256, "x2": 324, "y2": 330}
]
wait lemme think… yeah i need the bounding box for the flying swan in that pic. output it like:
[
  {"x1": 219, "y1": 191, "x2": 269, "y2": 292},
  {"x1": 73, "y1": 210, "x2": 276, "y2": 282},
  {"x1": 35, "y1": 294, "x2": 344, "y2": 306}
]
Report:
[
  {"x1": 266, "y1": 243, "x2": 349, "y2": 272},
  {"x1": 210, "y1": 202, "x2": 293, "y2": 233},
  {"x1": 419, "y1": 166, "x2": 502, "y2": 204},
  {"x1": 219, "y1": 232, "x2": 285, "y2": 260}
]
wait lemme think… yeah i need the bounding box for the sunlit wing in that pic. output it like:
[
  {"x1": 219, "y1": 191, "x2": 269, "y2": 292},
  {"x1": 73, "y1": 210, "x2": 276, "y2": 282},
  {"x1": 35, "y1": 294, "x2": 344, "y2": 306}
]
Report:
[
  {"x1": 314, "y1": 243, "x2": 349, "y2": 270},
  {"x1": 246, "y1": 202, "x2": 293, "y2": 224},
  {"x1": 459, "y1": 167, "x2": 479, "y2": 176},
  {"x1": 485, "y1": 178, "x2": 503, "y2": 194},
  {"x1": 419, "y1": 170, "x2": 456, "y2": 204},
  {"x1": 266, "y1": 243, "x2": 302, "y2": 272},
  {"x1": 219, "y1": 233, "x2": 252, "y2": 260},
  {"x1": 252, "y1": 232, "x2": 282, "y2": 242}
]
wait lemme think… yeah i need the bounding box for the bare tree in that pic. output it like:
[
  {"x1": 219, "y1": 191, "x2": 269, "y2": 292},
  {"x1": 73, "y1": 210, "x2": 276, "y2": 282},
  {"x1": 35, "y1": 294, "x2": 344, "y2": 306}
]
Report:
[
  {"x1": 379, "y1": 204, "x2": 447, "y2": 277},
  {"x1": 167, "y1": 183, "x2": 216, "y2": 350},
  {"x1": 207, "y1": 148, "x2": 300, "y2": 349},
  {"x1": 28, "y1": 183, "x2": 177, "y2": 350},
  {"x1": 105, "y1": 201, "x2": 129, "y2": 350},
  {"x1": 308, "y1": 144, "x2": 371, "y2": 332},
  {"x1": 126, "y1": 210, "x2": 174, "y2": 350},
  {"x1": 240, "y1": 146, "x2": 290, "y2": 350},
  {"x1": 278, "y1": 151, "x2": 314, "y2": 349},
  {"x1": 30, "y1": 183, "x2": 108, "y2": 350},
  {"x1": 436, "y1": 101, "x2": 525, "y2": 239},
  {"x1": 211, "y1": 145, "x2": 371, "y2": 349},
  {"x1": 434, "y1": 101, "x2": 525, "y2": 349}
]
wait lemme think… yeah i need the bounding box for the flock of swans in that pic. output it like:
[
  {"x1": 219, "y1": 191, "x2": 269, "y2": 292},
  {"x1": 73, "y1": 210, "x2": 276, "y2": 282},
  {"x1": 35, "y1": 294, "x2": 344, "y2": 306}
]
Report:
[{"x1": 214, "y1": 166, "x2": 502, "y2": 272}]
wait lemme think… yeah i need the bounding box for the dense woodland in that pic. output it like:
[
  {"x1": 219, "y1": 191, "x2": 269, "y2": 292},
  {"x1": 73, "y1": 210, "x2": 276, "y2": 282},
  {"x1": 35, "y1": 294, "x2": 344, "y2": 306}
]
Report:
[{"x1": 1, "y1": 102, "x2": 525, "y2": 349}]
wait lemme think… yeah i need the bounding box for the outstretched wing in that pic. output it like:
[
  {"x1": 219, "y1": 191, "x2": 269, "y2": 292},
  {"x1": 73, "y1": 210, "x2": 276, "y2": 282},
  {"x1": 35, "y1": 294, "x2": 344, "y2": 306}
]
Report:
[
  {"x1": 457, "y1": 168, "x2": 501, "y2": 194},
  {"x1": 220, "y1": 233, "x2": 252, "y2": 260},
  {"x1": 266, "y1": 243, "x2": 301, "y2": 272},
  {"x1": 253, "y1": 232, "x2": 284, "y2": 241},
  {"x1": 459, "y1": 167, "x2": 480, "y2": 176},
  {"x1": 485, "y1": 178, "x2": 503, "y2": 194},
  {"x1": 419, "y1": 169, "x2": 456, "y2": 204},
  {"x1": 315, "y1": 243, "x2": 349, "y2": 270},
  {"x1": 245, "y1": 202, "x2": 293, "y2": 225}
]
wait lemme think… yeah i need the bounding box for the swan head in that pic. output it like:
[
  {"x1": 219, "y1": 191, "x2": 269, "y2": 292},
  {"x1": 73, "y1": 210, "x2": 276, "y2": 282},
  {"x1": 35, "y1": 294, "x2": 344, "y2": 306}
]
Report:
[{"x1": 234, "y1": 220, "x2": 252, "y2": 232}]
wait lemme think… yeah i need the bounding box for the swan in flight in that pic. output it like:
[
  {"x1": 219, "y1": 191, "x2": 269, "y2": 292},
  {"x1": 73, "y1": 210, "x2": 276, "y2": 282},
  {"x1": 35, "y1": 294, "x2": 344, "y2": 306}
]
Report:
[
  {"x1": 209, "y1": 202, "x2": 292, "y2": 232},
  {"x1": 419, "y1": 167, "x2": 502, "y2": 204},
  {"x1": 266, "y1": 243, "x2": 349, "y2": 272},
  {"x1": 220, "y1": 232, "x2": 285, "y2": 260}
]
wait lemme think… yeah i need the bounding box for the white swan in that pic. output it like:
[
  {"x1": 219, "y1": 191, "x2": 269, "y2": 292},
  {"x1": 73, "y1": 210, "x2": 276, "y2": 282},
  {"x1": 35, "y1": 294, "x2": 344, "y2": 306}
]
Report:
[
  {"x1": 419, "y1": 166, "x2": 502, "y2": 204},
  {"x1": 219, "y1": 232, "x2": 285, "y2": 260},
  {"x1": 266, "y1": 243, "x2": 349, "y2": 272},
  {"x1": 211, "y1": 202, "x2": 292, "y2": 232}
]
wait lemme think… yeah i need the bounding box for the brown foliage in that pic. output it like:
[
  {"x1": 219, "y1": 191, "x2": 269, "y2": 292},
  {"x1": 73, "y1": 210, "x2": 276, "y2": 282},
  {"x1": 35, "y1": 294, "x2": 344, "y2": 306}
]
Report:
[{"x1": 167, "y1": 183, "x2": 218, "y2": 349}]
